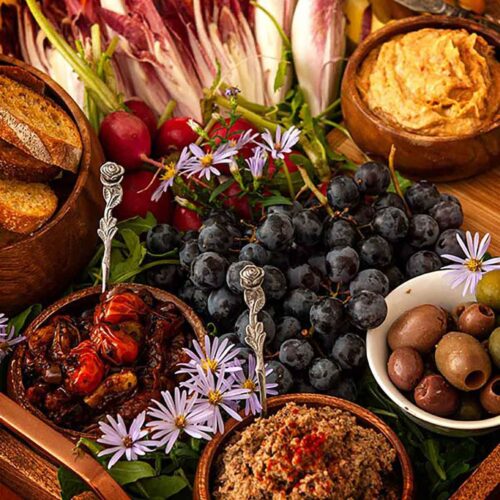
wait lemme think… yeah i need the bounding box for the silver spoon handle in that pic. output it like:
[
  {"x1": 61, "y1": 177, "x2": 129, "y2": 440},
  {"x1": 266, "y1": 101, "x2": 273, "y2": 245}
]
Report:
[
  {"x1": 98, "y1": 162, "x2": 125, "y2": 293},
  {"x1": 240, "y1": 264, "x2": 268, "y2": 416}
]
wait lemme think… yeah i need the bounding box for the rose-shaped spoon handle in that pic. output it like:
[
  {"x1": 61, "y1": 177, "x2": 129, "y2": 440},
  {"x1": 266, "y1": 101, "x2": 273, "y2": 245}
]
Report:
[
  {"x1": 98, "y1": 162, "x2": 125, "y2": 293},
  {"x1": 239, "y1": 264, "x2": 268, "y2": 416}
]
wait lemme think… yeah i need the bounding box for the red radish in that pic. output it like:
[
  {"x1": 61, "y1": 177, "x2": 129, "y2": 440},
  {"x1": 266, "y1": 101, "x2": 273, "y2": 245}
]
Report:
[
  {"x1": 172, "y1": 206, "x2": 203, "y2": 232},
  {"x1": 268, "y1": 150, "x2": 302, "y2": 177},
  {"x1": 115, "y1": 170, "x2": 173, "y2": 223},
  {"x1": 125, "y1": 99, "x2": 157, "y2": 138},
  {"x1": 222, "y1": 182, "x2": 252, "y2": 221},
  {"x1": 99, "y1": 111, "x2": 151, "y2": 170},
  {"x1": 155, "y1": 117, "x2": 199, "y2": 157}
]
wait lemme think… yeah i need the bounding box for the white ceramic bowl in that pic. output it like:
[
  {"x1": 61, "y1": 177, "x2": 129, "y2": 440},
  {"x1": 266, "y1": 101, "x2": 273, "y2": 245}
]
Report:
[{"x1": 367, "y1": 270, "x2": 500, "y2": 436}]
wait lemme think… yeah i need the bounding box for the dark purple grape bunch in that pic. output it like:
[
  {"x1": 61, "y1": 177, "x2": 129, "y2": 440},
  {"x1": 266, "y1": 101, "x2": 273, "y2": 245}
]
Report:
[{"x1": 143, "y1": 161, "x2": 464, "y2": 401}]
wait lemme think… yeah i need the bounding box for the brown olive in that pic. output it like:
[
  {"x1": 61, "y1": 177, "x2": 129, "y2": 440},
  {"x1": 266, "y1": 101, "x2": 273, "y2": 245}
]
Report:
[
  {"x1": 479, "y1": 375, "x2": 500, "y2": 415},
  {"x1": 452, "y1": 301, "x2": 475, "y2": 323},
  {"x1": 435, "y1": 332, "x2": 492, "y2": 391},
  {"x1": 387, "y1": 304, "x2": 447, "y2": 353},
  {"x1": 457, "y1": 303, "x2": 496, "y2": 338},
  {"x1": 456, "y1": 394, "x2": 483, "y2": 421},
  {"x1": 414, "y1": 374, "x2": 460, "y2": 417},
  {"x1": 387, "y1": 347, "x2": 424, "y2": 391}
]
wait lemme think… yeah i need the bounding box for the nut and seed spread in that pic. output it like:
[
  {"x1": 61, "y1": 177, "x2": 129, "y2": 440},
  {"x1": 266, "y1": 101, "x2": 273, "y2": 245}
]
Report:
[{"x1": 214, "y1": 402, "x2": 398, "y2": 499}]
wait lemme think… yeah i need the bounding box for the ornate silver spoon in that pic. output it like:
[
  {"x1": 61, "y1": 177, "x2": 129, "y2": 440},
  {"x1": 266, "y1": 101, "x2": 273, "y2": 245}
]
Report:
[
  {"x1": 239, "y1": 264, "x2": 268, "y2": 416},
  {"x1": 97, "y1": 162, "x2": 125, "y2": 292}
]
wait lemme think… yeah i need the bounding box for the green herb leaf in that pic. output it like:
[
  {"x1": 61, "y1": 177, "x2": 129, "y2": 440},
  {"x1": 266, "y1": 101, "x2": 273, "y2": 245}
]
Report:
[
  {"x1": 209, "y1": 178, "x2": 235, "y2": 202},
  {"x1": 58, "y1": 467, "x2": 89, "y2": 500},
  {"x1": 137, "y1": 474, "x2": 188, "y2": 498},
  {"x1": 8, "y1": 303, "x2": 42, "y2": 334},
  {"x1": 110, "y1": 229, "x2": 147, "y2": 283},
  {"x1": 77, "y1": 437, "x2": 104, "y2": 457},
  {"x1": 108, "y1": 461, "x2": 156, "y2": 485},
  {"x1": 260, "y1": 195, "x2": 293, "y2": 207},
  {"x1": 118, "y1": 213, "x2": 158, "y2": 235}
]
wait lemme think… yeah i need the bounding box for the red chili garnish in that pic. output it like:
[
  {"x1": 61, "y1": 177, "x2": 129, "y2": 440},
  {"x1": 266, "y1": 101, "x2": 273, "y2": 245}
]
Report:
[
  {"x1": 94, "y1": 292, "x2": 148, "y2": 324},
  {"x1": 90, "y1": 323, "x2": 139, "y2": 365},
  {"x1": 64, "y1": 340, "x2": 105, "y2": 396}
]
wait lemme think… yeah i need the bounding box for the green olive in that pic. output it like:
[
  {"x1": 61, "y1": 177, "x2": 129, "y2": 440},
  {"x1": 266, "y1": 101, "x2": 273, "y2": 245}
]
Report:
[
  {"x1": 488, "y1": 328, "x2": 500, "y2": 369},
  {"x1": 476, "y1": 271, "x2": 500, "y2": 311},
  {"x1": 435, "y1": 332, "x2": 492, "y2": 391},
  {"x1": 456, "y1": 394, "x2": 483, "y2": 421}
]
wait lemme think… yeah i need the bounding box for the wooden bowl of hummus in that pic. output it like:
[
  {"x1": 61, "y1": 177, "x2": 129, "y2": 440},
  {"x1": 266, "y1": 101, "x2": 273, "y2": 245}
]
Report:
[
  {"x1": 341, "y1": 16, "x2": 500, "y2": 182},
  {"x1": 194, "y1": 393, "x2": 414, "y2": 500}
]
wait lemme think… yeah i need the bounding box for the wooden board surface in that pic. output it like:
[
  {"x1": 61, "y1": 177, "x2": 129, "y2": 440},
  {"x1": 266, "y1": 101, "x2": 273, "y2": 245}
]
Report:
[{"x1": 327, "y1": 130, "x2": 500, "y2": 256}]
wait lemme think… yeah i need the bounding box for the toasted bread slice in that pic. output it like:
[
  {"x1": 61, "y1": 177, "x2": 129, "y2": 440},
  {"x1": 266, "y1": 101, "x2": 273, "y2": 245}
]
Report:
[
  {"x1": 0, "y1": 139, "x2": 59, "y2": 182},
  {"x1": 0, "y1": 75, "x2": 82, "y2": 173},
  {"x1": 0, "y1": 66, "x2": 46, "y2": 94},
  {"x1": 0, "y1": 178, "x2": 58, "y2": 234}
]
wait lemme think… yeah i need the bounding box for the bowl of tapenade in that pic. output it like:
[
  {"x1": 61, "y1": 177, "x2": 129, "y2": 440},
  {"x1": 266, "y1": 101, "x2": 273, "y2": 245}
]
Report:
[
  {"x1": 341, "y1": 16, "x2": 500, "y2": 181},
  {"x1": 7, "y1": 284, "x2": 205, "y2": 440},
  {"x1": 194, "y1": 394, "x2": 414, "y2": 500}
]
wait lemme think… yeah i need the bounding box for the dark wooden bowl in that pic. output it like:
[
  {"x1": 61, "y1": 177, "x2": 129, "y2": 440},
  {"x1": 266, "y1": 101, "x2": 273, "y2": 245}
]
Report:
[
  {"x1": 0, "y1": 55, "x2": 104, "y2": 315},
  {"x1": 7, "y1": 284, "x2": 207, "y2": 441},
  {"x1": 194, "y1": 393, "x2": 414, "y2": 500},
  {"x1": 341, "y1": 16, "x2": 500, "y2": 182}
]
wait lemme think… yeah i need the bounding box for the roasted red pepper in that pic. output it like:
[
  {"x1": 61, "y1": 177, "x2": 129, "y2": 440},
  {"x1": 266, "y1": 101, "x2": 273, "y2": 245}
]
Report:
[
  {"x1": 90, "y1": 323, "x2": 139, "y2": 365},
  {"x1": 64, "y1": 340, "x2": 105, "y2": 396},
  {"x1": 94, "y1": 292, "x2": 149, "y2": 324}
]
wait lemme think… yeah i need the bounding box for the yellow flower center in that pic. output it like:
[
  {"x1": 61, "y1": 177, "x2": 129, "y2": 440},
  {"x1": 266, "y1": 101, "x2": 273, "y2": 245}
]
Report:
[
  {"x1": 201, "y1": 357, "x2": 218, "y2": 373},
  {"x1": 201, "y1": 154, "x2": 213, "y2": 167},
  {"x1": 122, "y1": 436, "x2": 133, "y2": 448},
  {"x1": 174, "y1": 415, "x2": 186, "y2": 429},
  {"x1": 160, "y1": 162, "x2": 176, "y2": 182},
  {"x1": 243, "y1": 379, "x2": 256, "y2": 392},
  {"x1": 466, "y1": 258, "x2": 483, "y2": 273},
  {"x1": 208, "y1": 390, "x2": 222, "y2": 405}
]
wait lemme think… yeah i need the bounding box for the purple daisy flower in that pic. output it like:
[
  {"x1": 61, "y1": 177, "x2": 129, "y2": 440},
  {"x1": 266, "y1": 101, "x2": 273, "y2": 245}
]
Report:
[
  {"x1": 230, "y1": 356, "x2": 278, "y2": 416},
  {"x1": 229, "y1": 128, "x2": 259, "y2": 151},
  {"x1": 0, "y1": 314, "x2": 25, "y2": 364},
  {"x1": 146, "y1": 388, "x2": 213, "y2": 454},
  {"x1": 190, "y1": 365, "x2": 250, "y2": 434},
  {"x1": 245, "y1": 147, "x2": 267, "y2": 179},
  {"x1": 179, "y1": 143, "x2": 238, "y2": 181},
  {"x1": 152, "y1": 147, "x2": 191, "y2": 202},
  {"x1": 442, "y1": 231, "x2": 500, "y2": 296},
  {"x1": 97, "y1": 412, "x2": 156, "y2": 469},
  {"x1": 177, "y1": 336, "x2": 241, "y2": 377},
  {"x1": 260, "y1": 125, "x2": 301, "y2": 160}
]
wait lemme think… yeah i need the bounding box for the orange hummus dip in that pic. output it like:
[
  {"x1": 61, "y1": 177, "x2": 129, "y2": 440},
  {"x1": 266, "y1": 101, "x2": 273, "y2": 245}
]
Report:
[{"x1": 357, "y1": 28, "x2": 500, "y2": 137}]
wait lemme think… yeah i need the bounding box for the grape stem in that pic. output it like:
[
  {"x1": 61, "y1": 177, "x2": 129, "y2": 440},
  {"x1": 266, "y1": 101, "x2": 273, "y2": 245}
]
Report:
[{"x1": 388, "y1": 145, "x2": 411, "y2": 215}]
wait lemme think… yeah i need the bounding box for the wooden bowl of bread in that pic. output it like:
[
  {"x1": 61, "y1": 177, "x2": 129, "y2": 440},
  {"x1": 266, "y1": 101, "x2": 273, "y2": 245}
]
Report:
[
  {"x1": 0, "y1": 55, "x2": 104, "y2": 315},
  {"x1": 341, "y1": 16, "x2": 500, "y2": 181}
]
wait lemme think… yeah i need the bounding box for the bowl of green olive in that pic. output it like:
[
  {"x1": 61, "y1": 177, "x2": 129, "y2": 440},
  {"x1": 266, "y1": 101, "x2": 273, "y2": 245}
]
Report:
[{"x1": 367, "y1": 270, "x2": 500, "y2": 436}]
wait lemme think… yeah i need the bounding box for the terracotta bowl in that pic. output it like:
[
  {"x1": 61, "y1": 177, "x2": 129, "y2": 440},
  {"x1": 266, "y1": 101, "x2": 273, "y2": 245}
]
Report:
[
  {"x1": 341, "y1": 16, "x2": 500, "y2": 182},
  {"x1": 7, "y1": 283, "x2": 206, "y2": 441},
  {"x1": 0, "y1": 55, "x2": 104, "y2": 315},
  {"x1": 194, "y1": 393, "x2": 414, "y2": 500}
]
